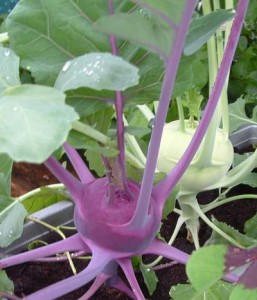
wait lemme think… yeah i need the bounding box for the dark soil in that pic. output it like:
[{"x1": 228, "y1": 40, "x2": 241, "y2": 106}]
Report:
[{"x1": 5, "y1": 163, "x2": 257, "y2": 299}]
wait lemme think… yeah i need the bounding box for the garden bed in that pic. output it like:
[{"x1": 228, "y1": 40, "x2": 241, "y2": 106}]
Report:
[{"x1": 6, "y1": 163, "x2": 257, "y2": 299}]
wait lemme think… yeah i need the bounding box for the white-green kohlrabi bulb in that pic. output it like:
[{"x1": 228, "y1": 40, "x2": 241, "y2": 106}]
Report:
[{"x1": 157, "y1": 120, "x2": 234, "y2": 192}]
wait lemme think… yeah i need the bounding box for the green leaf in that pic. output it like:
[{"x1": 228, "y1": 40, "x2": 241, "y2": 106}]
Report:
[
  {"x1": 208, "y1": 218, "x2": 257, "y2": 248},
  {"x1": 230, "y1": 285, "x2": 257, "y2": 300},
  {"x1": 229, "y1": 97, "x2": 257, "y2": 133},
  {"x1": 85, "y1": 149, "x2": 105, "y2": 177},
  {"x1": 140, "y1": 264, "x2": 158, "y2": 296},
  {"x1": 0, "y1": 84, "x2": 78, "y2": 163},
  {"x1": 0, "y1": 153, "x2": 12, "y2": 196},
  {"x1": 55, "y1": 53, "x2": 139, "y2": 92},
  {"x1": 0, "y1": 46, "x2": 20, "y2": 94},
  {"x1": 0, "y1": 270, "x2": 14, "y2": 293},
  {"x1": 22, "y1": 187, "x2": 70, "y2": 214},
  {"x1": 132, "y1": 0, "x2": 186, "y2": 23},
  {"x1": 94, "y1": 13, "x2": 173, "y2": 57},
  {"x1": 244, "y1": 214, "x2": 257, "y2": 239},
  {"x1": 170, "y1": 281, "x2": 233, "y2": 300},
  {"x1": 66, "y1": 88, "x2": 112, "y2": 118},
  {"x1": 6, "y1": 0, "x2": 110, "y2": 85},
  {"x1": 184, "y1": 10, "x2": 235, "y2": 56},
  {"x1": 186, "y1": 245, "x2": 227, "y2": 291},
  {"x1": 0, "y1": 197, "x2": 27, "y2": 247}
]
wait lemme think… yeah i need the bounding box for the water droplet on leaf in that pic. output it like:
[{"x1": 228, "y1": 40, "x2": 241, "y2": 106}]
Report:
[
  {"x1": 62, "y1": 61, "x2": 72, "y2": 72},
  {"x1": 3, "y1": 48, "x2": 10, "y2": 57}
]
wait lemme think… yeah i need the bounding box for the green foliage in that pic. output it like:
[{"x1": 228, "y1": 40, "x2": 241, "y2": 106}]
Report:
[
  {"x1": 208, "y1": 218, "x2": 257, "y2": 248},
  {"x1": 140, "y1": 264, "x2": 158, "y2": 296},
  {"x1": 0, "y1": 47, "x2": 20, "y2": 94},
  {"x1": 22, "y1": 187, "x2": 70, "y2": 214},
  {"x1": 229, "y1": 97, "x2": 257, "y2": 133},
  {"x1": 55, "y1": 53, "x2": 139, "y2": 92},
  {"x1": 0, "y1": 85, "x2": 78, "y2": 163},
  {"x1": 184, "y1": 9, "x2": 235, "y2": 56},
  {"x1": 0, "y1": 270, "x2": 14, "y2": 293},
  {"x1": 186, "y1": 245, "x2": 227, "y2": 291},
  {"x1": 170, "y1": 281, "x2": 233, "y2": 300},
  {"x1": 229, "y1": 285, "x2": 257, "y2": 300},
  {"x1": 0, "y1": 197, "x2": 27, "y2": 247},
  {"x1": 244, "y1": 214, "x2": 257, "y2": 239}
]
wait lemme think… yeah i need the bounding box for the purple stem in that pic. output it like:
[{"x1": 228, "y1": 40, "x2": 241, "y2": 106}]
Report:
[
  {"x1": 143, "y1": 238, "x2": 189, "y2": 265},
  {"x1": 109, "y1": 277, "x2": 137, "y2": 300},
  {"x1": 79, "y1": 273, "x2": 110, "y2": 300},
  {"x1": 0, "y1": 234, "x2": 86, "y2": 269},
  {"x1": 131, "y1": 0, "x2": 198, "y2": 228},
  {"x1": 108, "y1": 0, "x2": 128, "y2": 191},
  {"x1": 154, "y1": 0, "x2": 249, "y2": 202},
  {"x1": 63, "y1": 142, "x2": 94, "y2": 184},
  {"x1": 117, "y1": 258, "x2": 145, "y2": 299},
  {"x1": 25, "y1": 252, "x2": 110, "y2": 300},
  {"x1": 35, "y1": 251, "x2": 88, "y2": 262},
  {"x1": 44, "y1": 157, "x2": 84, "y2": 206}
]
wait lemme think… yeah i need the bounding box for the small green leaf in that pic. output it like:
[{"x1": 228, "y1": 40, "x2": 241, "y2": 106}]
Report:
[
  {"x1": 0, "y1": 197, "x2": 27, "y2": 247},
  {"x1": 0, "y1": 270, "x2": 14, "y2": 293},
  {"x1": 0, "y1": 47, "x2": 20, "y2": 94},
  {"x1": 140, "y1": 264, "x2": 158, "y2": 295},
  {"x1": 230, "y1": 284, "x2": 257, "y2": 300},
  {"x1": 186, "y1": 245, "x2": 227, "y2": 291},
  {"x1": 0, "y1": 84, "x2": 78, "y2": 163},
  {"x1": 208, "y1": 218, "x2": 257, "y2": 248},
  {"x1": 244, "y1": 214, "x2": 257, "y2": 239},
  {"x1": 85, "y1": 149, "x2": 105, "y2": 177},
  {"x1": 229, "y1": 97, "x2": 257, "y2": 133},
  {"x1": 184, "y1": 10, "x2": 235, "y2": 55},
  {"x1": 55, "y1": 53, "x2": 139, "y2": 92},
  {"x1": 22, "y1": 187, "x2": 70, "y2": 214}
]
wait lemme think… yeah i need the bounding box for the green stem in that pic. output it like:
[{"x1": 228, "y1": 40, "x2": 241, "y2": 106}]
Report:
[
  {"x1": 202, "y1": 194, "x2": 257, "y2": 213},
  {"x1": 176, "y1": 97, "x2": 185, "y2": 132},
  {"x1": 136, "y1": 104, "x2": 155, "y2": 121},
  {"x1": 123, "y1": 115, "x2": 147, "y2": 165},
  {"x1": 17, "y1": 184, "x2": 65, "y2": 202},
  {"x1": 72, "y1": 121, "x2": 110, "y2": 145},
  {"x1": 191, "y1": 199, "x2": 244, "y2": 248},
  {"x1": 27, "y1": 216, "x2": 77, "y2": 275}
]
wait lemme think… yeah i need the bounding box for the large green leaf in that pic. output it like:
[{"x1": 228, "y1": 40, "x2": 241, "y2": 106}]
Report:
[
  {"x1": 94, "y1": 13, "x2": 173, "y2": 57},
  {"x1": 6, "y1": 0, "x2": 110, "y2": 86},
  {"x1": 184, "y1": 9, "x2": 235, "y2": 56},
  {"x1": 0, "y1": 196, "x2": 27, "y2": 248},
  {"x1": 55, "y1": 53, "x2": 139, "y2": 92},
  {"x1": 229, "y1": 285, "x2": 257, "y2": 300},
  {"x1": 0, "y1": 84, "x2": 78, "y2": 162},
  {"x1": 0, "y1": 46, "x2": 20, "y2": 94},
  {"x1": 186, "y1": 245, "x2": 227, "y2": 291}
]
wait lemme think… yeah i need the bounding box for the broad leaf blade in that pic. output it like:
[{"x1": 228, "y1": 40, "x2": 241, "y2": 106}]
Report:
[
  {"x1": 6, "y1": 0, "x2": 110, "y2": 85},
  {"x1": 0, "y1": 85, "x2": 78, "y2": 163},
  {"x1": 140, "y1": 264, "x2": 158, "y2": 295},
  {"x1": 0, "y1": 197, "x2": 27, "y2": 248},
  {"x1": 55, "y1": 53, "x2": 139, "y2": 92},
  {"x1": 0, "y1": 154, "x2": 13, "y2": 196},
  {"x1": 0, "y1": 47, "x2": 20, "y2": 94},
  {"x1": 230, "y1": 285, "x2": 257, "y2": 300},
  {"x1": 186, "y1": 245, "x2": 227, "y2": 291},
  {"x1": 94, "y1": 13, "x2": 173, "y2": 57},
  {"x1": 184, "y1": 10, "x2": 235, "y2": 56}
]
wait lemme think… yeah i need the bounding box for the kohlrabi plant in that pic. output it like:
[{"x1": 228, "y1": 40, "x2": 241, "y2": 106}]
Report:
[{"x1": 0, "y1": 0, "x2": 252, "y2": 299}]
